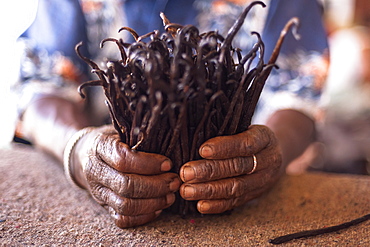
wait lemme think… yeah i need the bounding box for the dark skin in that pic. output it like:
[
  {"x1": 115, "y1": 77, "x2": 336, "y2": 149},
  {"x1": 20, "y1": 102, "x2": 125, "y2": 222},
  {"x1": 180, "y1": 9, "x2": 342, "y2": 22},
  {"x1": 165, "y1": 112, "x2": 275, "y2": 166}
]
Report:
[{"x1": 19, "y1": 95, "x2": 315, "y2": 228}]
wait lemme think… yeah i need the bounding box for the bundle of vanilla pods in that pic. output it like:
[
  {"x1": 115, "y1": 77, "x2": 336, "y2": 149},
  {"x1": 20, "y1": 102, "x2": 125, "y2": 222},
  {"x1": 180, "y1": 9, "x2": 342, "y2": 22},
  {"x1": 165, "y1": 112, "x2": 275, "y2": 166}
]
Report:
[{"x1": 76, "y1": 1, "x2": 299, "y2": 215}]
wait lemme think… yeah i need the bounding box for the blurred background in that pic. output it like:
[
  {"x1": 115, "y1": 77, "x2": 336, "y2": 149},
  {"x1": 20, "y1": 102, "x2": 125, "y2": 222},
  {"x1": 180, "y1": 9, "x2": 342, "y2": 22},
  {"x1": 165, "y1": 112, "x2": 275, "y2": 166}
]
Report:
[
  {"x1": 314, "y1": 0, "x2": 370, "y2": 175},
  {"x1": 1, "y1": 0, "x2": 369, "y2": 175}
]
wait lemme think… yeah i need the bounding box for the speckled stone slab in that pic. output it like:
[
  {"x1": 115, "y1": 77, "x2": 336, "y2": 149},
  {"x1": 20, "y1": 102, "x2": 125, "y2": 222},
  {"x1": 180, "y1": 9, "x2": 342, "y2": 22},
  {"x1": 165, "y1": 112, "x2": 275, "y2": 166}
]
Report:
[{"x1": 1, "y1": 144, "x2": 369, "y2": 246}]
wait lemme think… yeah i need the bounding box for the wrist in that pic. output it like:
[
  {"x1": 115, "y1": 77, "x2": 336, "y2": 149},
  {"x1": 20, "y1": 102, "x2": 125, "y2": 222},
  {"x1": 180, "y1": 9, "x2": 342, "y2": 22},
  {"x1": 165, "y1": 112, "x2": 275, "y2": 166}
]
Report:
[
  {"x1": 20, "y1": 96, "x2": 90, "y2": 161},
  {"x1": 266, "y1": 109, "x2": 316, "y2": 168},
  {"x1": 63, "y1": 127, "x2": 95, "y2": 189}
]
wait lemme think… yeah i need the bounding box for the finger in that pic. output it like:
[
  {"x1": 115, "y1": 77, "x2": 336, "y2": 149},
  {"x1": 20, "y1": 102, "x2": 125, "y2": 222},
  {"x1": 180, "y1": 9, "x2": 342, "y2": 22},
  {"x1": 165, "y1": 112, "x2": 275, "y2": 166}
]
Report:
[
  {"x1": 199, "y1": 125, "x2": 276, "y2": 159},
  {"x1": 181, "y1": 143, "x2": 281, "y2": 183},
  {"x1": 108, "y1": 206, "x2": 162, "y2": 228},
  {"x1": 85, "y1": 157, "x2": 180, "y2": 198},
  {"x1": 180, "y1": 170, "x2": 275, "y2": 200},
  {"x1": 180, "y1": 156, "x2": 257, "y2": 183},
  {"x1": 93, "y1": 132, "x2": 172, "y2": 174},
  {"x1": 90, "y1": 183, "x2": 176, "y2": 216},
  {"x1": 196, "y1": 187, "x2": 266, "y2": 214}
]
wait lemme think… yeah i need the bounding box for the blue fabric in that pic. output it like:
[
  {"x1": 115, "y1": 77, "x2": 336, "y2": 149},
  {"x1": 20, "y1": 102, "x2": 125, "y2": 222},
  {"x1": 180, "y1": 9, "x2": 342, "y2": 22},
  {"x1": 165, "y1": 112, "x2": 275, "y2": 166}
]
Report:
[
  {"x1": 20, "y1": 0, "x2": 89, "y2": 72},
  {"x1": 123, "y1": 0, "x2": 197, "y2": 41},
  {"x1": 19, "y1": 0, "x2": 328, "y2": 77},
  {"x1": 263, "y1": 0, "x2": 328, "y2": 60}
]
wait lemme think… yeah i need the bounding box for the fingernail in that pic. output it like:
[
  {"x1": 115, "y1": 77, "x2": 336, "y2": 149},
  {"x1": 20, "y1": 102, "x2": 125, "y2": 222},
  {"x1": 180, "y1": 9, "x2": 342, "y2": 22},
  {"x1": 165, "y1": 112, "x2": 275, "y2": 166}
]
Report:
[
  {"x1": 182, "y1": 166, "x2": 195, "y2": 182},
  {"x1": 200, "y1": 145, "x2": 213, "y2": 157},
  {"x1": 199, "y1": 201, "x2": 210, "y2": 213},
  {"x1": 166, "y1": 193, "x2": 175, "y2": 205},
  {"x1": 161, "y1": 160, "x2": 172, "y2": 171},
  {"x1": 169, "y1": 179, "x2": 180, "y2": 191},
  {"x1": 155, "y1": 210, "x2": 162, "y2": 217},
  {"x1": 183, "y1": 185, "x2": 195, "y2": 199}
]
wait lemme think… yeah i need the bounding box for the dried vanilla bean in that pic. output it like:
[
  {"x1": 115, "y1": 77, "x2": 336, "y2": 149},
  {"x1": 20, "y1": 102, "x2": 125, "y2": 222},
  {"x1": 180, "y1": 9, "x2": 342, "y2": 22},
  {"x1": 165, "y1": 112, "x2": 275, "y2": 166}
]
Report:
[
  {"x1": 76, "y1": 1, "x2": 298, "y2": 215},
  {"x1": 269, "y1": 213, "x2": 370, "y2": 245}
]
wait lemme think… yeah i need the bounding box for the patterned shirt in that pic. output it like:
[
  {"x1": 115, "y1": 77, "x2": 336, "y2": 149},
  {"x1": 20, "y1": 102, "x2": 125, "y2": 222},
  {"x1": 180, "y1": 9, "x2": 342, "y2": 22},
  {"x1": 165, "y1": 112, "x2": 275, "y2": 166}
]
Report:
[{"x1": 16, "y1": 0, "x2": 329, "y2": 124}]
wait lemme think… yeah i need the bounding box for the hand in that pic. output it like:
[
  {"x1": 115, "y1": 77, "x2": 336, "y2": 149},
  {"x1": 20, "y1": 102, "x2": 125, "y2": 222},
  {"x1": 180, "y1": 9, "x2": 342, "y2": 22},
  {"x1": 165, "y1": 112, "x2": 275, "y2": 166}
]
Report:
[
  {"x1": 179, "y1": 125, "x2": 282, "y2": 214},
  {"x1": 72, "y1": 126, "x2": 181, "y2": 228}
]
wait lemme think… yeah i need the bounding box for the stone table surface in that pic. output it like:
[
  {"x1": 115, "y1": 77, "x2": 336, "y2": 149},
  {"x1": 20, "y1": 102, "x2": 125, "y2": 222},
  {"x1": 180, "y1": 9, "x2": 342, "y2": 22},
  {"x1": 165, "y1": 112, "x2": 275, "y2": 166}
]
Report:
[{"x1": 0, "y1": 144, "x2": 369, "y2": 246}]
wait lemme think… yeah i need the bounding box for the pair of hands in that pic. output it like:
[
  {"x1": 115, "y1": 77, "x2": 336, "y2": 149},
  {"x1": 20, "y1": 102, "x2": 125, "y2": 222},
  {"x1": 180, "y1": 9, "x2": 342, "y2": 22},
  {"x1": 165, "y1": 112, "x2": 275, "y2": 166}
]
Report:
[{"x1": 73, "y1": 125, "x2": 282, "y2": 228}]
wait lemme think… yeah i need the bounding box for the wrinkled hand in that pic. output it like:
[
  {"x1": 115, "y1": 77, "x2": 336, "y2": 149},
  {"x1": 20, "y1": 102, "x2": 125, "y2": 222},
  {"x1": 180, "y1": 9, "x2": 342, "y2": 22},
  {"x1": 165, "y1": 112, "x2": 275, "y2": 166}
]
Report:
[
  {"x1": 179, "y1": 125, "x2": 282, "y2": 214},
  {"x1": 73, "y1": 126, "x2": 180, "y2": 228}
]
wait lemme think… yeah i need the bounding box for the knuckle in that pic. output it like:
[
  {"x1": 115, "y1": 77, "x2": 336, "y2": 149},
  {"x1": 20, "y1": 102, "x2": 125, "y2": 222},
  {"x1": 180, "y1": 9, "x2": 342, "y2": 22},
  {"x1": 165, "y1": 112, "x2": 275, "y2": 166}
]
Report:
[
  {"x1": 83, "y1": 158, "x2": 94, "y2": 178},
  {"x1": 84, "y1": 158, "x2": 104, "y2": 182},
  {"x1": 115, "y1": 198, "x2": 130, "y2": 215},
  {"x1": 241, "y1": 138, "x2": 254, "y2": 152},
  {"x1": 115, "y1": 140, "x2": 129, "y2": 160},
  {"x1": 95, "y1": 133, "x2": 129, "y2": 166},
  {"x1": 115, "y1": 174, "x2": 133, "y2": 197},
  {"x1": 228, "y1": 157, "x2": 248, "y2": 175},
  {"x1": 89, "y1": 183, "x2": 106, "y2": 205},
  {"x1": 94, "y1": 132, "x2": 110, "y2": 154},
  {"x1": 206, "y1": 183, "x2": 221, "y2": 198},
  {"x1": 214, "y1": 157, "x2": 250, "y2": 178},
  {"x1": 231, "y1": 177, "x2": 246, "y2": 197},
  {"x1": 199, "y1": 159, "x2": 217, "y2": 178}
]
